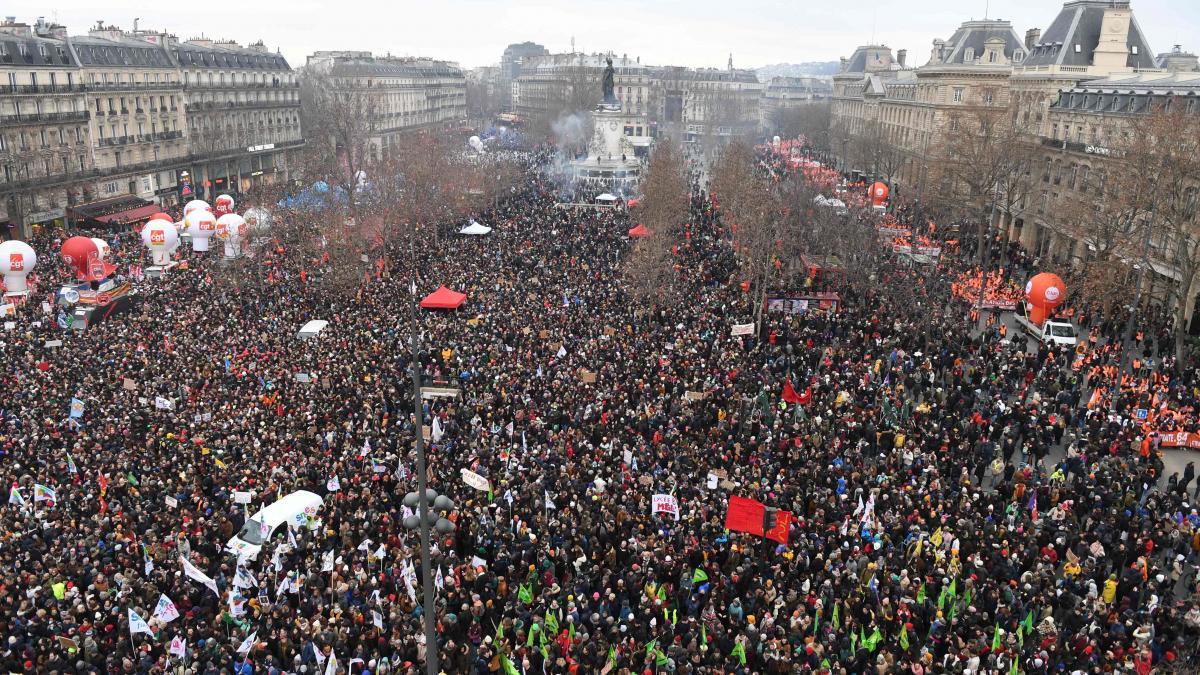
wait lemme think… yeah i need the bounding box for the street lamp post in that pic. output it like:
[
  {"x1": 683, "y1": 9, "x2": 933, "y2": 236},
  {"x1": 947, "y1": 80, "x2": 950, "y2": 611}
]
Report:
[{"x1": 402, "y1": 279, "x2": 457, "y2": 675}]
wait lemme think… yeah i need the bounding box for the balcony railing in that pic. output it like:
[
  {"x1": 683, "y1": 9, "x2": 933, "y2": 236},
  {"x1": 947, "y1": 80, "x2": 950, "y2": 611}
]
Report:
[
  {"x1": 85, "y1": 81, "x2": 181, "y2": 92},
  {"x1": 0, "y1": 110, "x2": 91, "y2": 125}
]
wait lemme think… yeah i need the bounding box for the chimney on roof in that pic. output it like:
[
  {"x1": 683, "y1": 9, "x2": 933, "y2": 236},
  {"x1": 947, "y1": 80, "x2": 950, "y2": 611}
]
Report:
[
  {"x1": 897, "y1": 49, "x2": 907, "y2": 67},
  {"x1": 1025, "y1": 28, "x2": 1041, "y2": 51}
]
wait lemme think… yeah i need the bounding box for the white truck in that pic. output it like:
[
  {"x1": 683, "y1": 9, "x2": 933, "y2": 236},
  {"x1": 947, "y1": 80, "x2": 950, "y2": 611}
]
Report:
[{"x1": 1014, "y1": 303, "x2": 1078, "y2": 347}]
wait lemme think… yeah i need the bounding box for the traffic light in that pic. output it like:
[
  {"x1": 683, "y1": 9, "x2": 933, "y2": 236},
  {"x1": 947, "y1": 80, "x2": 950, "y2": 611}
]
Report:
[{"x1": 762, "y1": 507, "x2": 778, "y2": 534}]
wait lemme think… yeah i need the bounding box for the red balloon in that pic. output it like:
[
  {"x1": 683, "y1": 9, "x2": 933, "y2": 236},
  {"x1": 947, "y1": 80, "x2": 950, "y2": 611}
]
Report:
[
  {"x1": 1025, "y1": 273, "x2": 1066, "y2": 310},
  {"x1": 60, "y1": 236, "x2": 102, "y2": 281}
]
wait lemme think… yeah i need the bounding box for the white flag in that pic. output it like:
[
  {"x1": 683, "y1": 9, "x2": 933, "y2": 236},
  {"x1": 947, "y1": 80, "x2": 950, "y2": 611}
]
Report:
[
  {"x1": 324, "y1": 650, "x2": 338, "y2": 675},
  {"x1": 545, "y1": 490, "x2": 556, "y2": 510},
  {"x1": 233, "y1": 567, "x2": 258, "y2": 589},
  {"x1": 359, "y1": 437, "x2": 372, "y2": 459},
  {"x1": 372, "y1": 543, "x2": 386, "y2": 560},
  {"x1": 326, "y1": 476, "x2": 340, "y2": 492},
  {"x1": 169, "y1": 635, "x2": 186, "y2": 659},
  {"x1": 128, "y1": 608, "x2": 154, "y2": 638},
  {"x1": 153, "y1": 594, "x2": 180, "y2": 623},
  {"x1": 180, "y1": 556, "x2": 221, "y2": 598},
  {"x1": 431, "y1": 416, "x2": 444, "y2": 442},
  {"x1": 556, "y1": 344, "x2": 567, "y2": 358},
  {"x1": 154, "y1": 396, "x2": 175, "y2": 410},
  {"x1": 357, "y1": 538, "x2": 374, "y2": 552},
  {"x1": 144, "y1": 552, "x2": 154, "y2": 577},
  {"x1": 236, "y1": 631, "x2": 257, "y2": 655},
  {"x1": 435, "y1": 566, "x2": 445, "y2": 590},
  {"x1": 321, "y1": 549, "x2": 335, "y2": 573}
]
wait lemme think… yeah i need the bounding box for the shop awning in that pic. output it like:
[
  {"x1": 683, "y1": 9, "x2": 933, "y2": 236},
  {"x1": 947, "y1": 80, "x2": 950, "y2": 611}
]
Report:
[{"x1": 94, "y1": 204, "x2": 163, "y2": 225}]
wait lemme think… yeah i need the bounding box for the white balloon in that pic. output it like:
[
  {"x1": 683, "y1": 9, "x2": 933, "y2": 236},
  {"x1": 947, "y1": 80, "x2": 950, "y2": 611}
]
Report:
[
  {"x1": 140, "y1": 220, "x2": 179, "y2": 266},
  {"x1": 186, "y1": 211, "x2": 219, "y2": 252},
  {"x1": 0, "y1": 240, "x2": 36, "y2": 294}
]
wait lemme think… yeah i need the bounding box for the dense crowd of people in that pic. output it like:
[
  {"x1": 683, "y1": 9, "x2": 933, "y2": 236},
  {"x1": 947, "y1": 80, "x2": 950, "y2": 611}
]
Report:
[{"x1": 1, "y1": 146, "x2": 1199, "y2": 675}]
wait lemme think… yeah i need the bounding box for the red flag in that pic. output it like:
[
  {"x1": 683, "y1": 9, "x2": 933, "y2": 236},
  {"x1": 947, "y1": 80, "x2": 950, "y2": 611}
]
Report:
[
  {"x1": 765, "y1": 510, "x2": 793, "y2": 545},
  {"x1": 97, "y1": 473, "x2": 108, "y2": 496},
  {"x1": 782, "y1": 380, "x2": 804, "y2": 404},
  {"x1": 797, "y1": 386, "x2": 812, "y2": 405},
  {"x1": 725, "y1": 496, "x2": 765, "y2": 536}
]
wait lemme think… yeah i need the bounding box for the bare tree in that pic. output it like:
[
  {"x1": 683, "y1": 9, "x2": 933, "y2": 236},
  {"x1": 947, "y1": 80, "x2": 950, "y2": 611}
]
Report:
[
  {"x1": 1123, "y1": 103, "x2": 1200, "y2": 365},
  {"x1": 625, "y1": 139, "x2": 688, "y2": 303},
  {"x1": 927, "y1": 106, "x2": 1029, "y2": 263}
]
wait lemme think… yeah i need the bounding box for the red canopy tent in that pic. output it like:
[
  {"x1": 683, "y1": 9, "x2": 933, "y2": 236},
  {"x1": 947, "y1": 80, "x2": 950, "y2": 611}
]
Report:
[
  {"x1": 419, "y1": 286, "x2": 467, "y2": 310},
  {"x1": 628, "y1": 224, "x2": 649, "y2": 238}
]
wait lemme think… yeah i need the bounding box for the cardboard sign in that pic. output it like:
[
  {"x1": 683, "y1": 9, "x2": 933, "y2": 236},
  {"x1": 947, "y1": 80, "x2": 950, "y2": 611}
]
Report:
[
  {"x1": 233, "y1": 491, "x2": 253, "y2": 505},
  {"x1": 652, "y1": 494, "x2": 681, "y2": 521},
  {"x1": 460, "y1": 468, "x2": 491, "y2": 492},
  {"x1": 578, "y1": 369, "x2": 597, "y2": 384},
  {"x1": 123, "y1": 378, "x2": 137, "y2": 391},
  {"x1": 538, "y1": 330, "x2": 550, "y2": 339},
  {"x1": 165, "y1": 495, "x2": 179, "y2": 509},
  {"x1": 684, "y1": 391, "x2": 707, "y2": 401}
]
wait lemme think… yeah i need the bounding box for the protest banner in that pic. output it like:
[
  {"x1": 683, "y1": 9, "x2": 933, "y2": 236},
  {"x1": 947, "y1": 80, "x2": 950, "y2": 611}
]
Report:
[
  {"x1": 460, "y1": 468, "x2": 491, "y2": 492},
  {"x1": 651, "y1": 494, "x2": 681, "y2": 521}
]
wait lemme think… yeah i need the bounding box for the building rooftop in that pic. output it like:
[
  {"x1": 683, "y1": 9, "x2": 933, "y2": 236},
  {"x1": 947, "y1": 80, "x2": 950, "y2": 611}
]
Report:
[
  {"x1": 1023, "y1": 0, "x2": 1155, "y2": 70},
  {"x1": 838, "y1": 45, "x2": 895, "y2": 75},
  {"x1": 70, "y1": 35, "x2": 175, "y2": 68},
  {"x1": 931, "y1": 19, "x2": 1026, "y2": 66},
  {"x1": 172, "y1": 40, "x2": 290, "y2": 71}
]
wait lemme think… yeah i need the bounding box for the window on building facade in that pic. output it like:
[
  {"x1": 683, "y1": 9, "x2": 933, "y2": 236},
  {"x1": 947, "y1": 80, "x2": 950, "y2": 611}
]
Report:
[{"x1": 953, "y1": 87, "x2": 964, "y2": 103}]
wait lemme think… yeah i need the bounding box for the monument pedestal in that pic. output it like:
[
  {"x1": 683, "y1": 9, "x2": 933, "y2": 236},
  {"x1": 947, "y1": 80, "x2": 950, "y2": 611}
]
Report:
[{"x1": 570, "y1": 103, "x2": 642, "y2": 192}]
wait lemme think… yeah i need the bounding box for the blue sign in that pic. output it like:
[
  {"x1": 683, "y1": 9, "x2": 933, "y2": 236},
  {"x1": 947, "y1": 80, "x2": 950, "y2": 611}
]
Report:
[{"x1": 1135, "y1": 408, "x2": 1149, "y2": 421}]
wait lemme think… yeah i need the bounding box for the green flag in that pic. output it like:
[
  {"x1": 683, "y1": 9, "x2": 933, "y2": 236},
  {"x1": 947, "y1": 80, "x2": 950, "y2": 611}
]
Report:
[
  {"x1": 495, "y1": 622, "x2": 504, "y2": 642},
  {"x1": 899, "y1": 626, "x2": 909, "y2": 650},
  {"x1": 569, "y1": 621, "x2": 576, "y2": 641},
  {"x1": 126, "y1": 471, "x2": 139, "y2": 486},
  {"x1": 657, "y1": 585, "x2": 667, "y2": 602},
  {"x1": 937, "y1": 586, "x2": 947, "y2": 611},
  {"x1": 991, "y1": 624, "x2": 1002, "y2": 652},
  {"x1": 812, "y1": 608, "x2": 821, "y2": 635},
  {"x1": 865, "y1": 628, "x2": 882, "y2": 652},
  {"x1": 518, "y1": 583, "x2": 532, "y2": 605},
  {"x1": 526, "y1": 623, "x2": 539, "y2": 647},
  {"x1": 607, "y1": 645, "x2": 617, "y2": 665},
  {"x1": 655, "y1": 649, "x2": 669, "y2": 667},
  {"x1": 962, "y1": 587, "x2": 973, "y2": 609},
  {"x1": 851, "y1": 628, "x2": 859, "y2": 652},
  {"x1": 832, "y1": 603, "x2": 840, "y2": 630},
  {"x1": 692, "y1": 568, "x2": 708, "y2": 584},
  {"x1": 1010, "y1": 655, "x2": 1019, "y2": 675},
  {"x1": 916, "y1": 583, "x2": 926, "y2": 604},
  {"x1": 644, "y1": 639, "x2": 658, "y2": 657},
  {"x1": 730, "y1": 642, "x2": 746, "y2": 666},
  {"x1": 544, "y1": 612, "x2": 559, "y2": 636},
  {"x1": 1021, "y1": 609, "x2": 1035, "y2": 634},
  {"x1": 500, "y1": 655, "x2": 519, "y2": 675},
  {"x1": 947, "y1": 578, "x2": 957, "y2": 600},
  {"x1": 701, "y1": 625, "x2": 707, "y2": 646}
]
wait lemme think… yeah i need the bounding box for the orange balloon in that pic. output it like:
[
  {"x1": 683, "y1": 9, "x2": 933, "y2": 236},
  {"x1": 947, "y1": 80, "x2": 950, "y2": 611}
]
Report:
[
  {"x1": 1027, "y1": 303, "x2": 1050, "y2": 326},
  {"x1": 870, "y1": 182, "x2": 889, "y2": 206},
  {"x1": 1025, "y1": 273, "x2": 1066, "y2": 310}
]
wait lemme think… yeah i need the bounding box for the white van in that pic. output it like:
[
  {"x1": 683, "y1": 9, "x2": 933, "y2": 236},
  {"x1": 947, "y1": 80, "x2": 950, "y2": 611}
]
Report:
[{"x1": 225, "y1": 490, "x2": 324, "y2": 559}]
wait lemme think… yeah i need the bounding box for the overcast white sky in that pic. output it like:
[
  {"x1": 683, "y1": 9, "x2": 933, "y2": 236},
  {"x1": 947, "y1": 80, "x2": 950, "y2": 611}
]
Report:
[{"x1": 10, "y1": 0, "x2": 1200, "y2": 70}]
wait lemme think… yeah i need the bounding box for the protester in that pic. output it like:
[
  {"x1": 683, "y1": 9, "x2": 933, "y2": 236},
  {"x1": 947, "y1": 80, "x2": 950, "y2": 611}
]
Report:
[{"x1": 0, "y1": 146, "x2": 1198, "y2": 675}]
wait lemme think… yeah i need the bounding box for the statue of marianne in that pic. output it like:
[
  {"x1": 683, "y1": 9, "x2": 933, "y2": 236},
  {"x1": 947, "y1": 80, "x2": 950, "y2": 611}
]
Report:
[{"x1": 602, "y1": 57, "x2": 616, "y2": 104}]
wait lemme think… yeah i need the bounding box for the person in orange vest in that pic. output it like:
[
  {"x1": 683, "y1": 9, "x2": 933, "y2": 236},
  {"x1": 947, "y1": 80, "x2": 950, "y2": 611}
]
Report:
[{"x1": 999, "y1": 323, "x2": 1007, "y2": 339}]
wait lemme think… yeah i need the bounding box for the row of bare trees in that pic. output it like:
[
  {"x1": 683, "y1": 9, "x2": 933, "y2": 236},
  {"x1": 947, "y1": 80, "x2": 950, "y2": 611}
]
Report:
[
  {"x1": 886, "y1": 100, "x2": 1200, "y2": 365},
  {"x1": 227, "y1": 66, "x2": 525, "y2": 296}
]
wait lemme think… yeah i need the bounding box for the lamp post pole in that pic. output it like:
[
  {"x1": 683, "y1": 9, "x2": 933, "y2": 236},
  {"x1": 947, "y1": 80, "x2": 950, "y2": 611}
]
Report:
[{"x1": 408, "y1": 280, "x2": 440, "y2": 675}]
